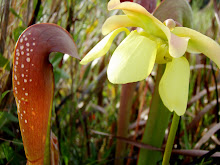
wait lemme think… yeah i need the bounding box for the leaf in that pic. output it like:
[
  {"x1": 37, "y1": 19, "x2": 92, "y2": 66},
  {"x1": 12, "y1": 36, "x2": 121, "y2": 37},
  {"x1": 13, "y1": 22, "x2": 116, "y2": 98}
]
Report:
[
  {"x1": 0, "y1": 142, "x2": 25, "y2": 164},
  {"x1": 194, "y1": 123, "x2": 220, "y2": 149},
  {"x1": 187, "y1": 99, "x2": 219, "y2": 130},
  {"x1": 50, "y1": 52, "x2": 64, "y2": 67},
  {"x1": 3, "y1": 112, "x2": 19, "y2": 123},
  {"x1": 53, "y1": 68, "x2": 70, "y2": 85},
  {"x1": 187, "y1": 85, "x2": 220, "y2": 107},
  {"x1": 1, "y1": 90, "x2": 11, "y2": 101},
  {"x1": 0, "y1": 54, "x2": 10, "y2": 71},
  {"x1": 50, "y1": 132, "x2": 59, "y2": 165},
  {"x1": 13, "y1": 23, "x2": 79, "y2": 164},
  {"x1": 153, "y1": 0, "x2": 193, "y2": 28},
  {"x1": 2, "y1": 126, "x2": 16, "y2": 137},
  {"x1": 9, "y1": 8, "x2": 25, "y2": 25},
  {"x1": 2, "y1": 143, "x2": 14, "y2": 162},
  {"x1": 13, "y1": 26, "x2": 26, "y2": 42},
  {"x1": 136, "y1": 0, "x2": 157, "y2": 13},
  {"x1": 0, "y1": 111, "x2": 18, "y2": 130}
]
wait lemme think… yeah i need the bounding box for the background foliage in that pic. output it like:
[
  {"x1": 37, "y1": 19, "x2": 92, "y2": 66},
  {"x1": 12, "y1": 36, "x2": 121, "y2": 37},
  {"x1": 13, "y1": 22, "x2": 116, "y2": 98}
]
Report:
[{"x1": 0, "y1": 0, "x2": 220, "y2": 164}]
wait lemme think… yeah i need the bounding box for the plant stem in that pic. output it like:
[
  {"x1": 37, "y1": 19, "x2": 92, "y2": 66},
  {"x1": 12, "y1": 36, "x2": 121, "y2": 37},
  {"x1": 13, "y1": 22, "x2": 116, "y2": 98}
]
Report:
[
  {"x1": 162, "y1": 112, "x2": 180, "y2": 165},
  {"x1": 115, "y1": 83, "x2": 136, "y2": 165},
  {"x1": 138, "y1": 65, "x2": 171, "y2": 165}
]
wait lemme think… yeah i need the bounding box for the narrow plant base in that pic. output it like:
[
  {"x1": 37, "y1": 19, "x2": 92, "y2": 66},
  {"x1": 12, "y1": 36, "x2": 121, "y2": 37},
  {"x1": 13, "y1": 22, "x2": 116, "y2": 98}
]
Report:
[
  {"x1": 138, "y1": 65, "x2": 171, "y2": 165},
  {"x1": 115, "y1": 83, "x2": 136, "y2": 165},
  {"x1": 162, "y1": 112, "x2": 180, "y2": 165}
]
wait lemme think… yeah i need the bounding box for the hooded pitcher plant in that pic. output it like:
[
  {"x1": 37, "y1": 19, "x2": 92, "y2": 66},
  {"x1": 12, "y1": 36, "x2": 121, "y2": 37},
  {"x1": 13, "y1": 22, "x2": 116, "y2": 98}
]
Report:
[
  {"x1": 80, "y1": 0, "x2": 220, "y2": 116},
  {"x1": 13, "y1": 23, "x2": 79, "y2": 164}
]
